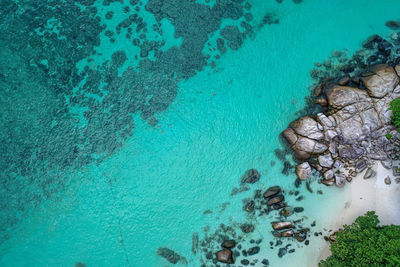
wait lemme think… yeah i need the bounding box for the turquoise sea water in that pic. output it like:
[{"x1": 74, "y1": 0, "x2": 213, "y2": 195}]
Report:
[{"x1": 1, "y1": 0, "x2": 400, "y2": 266}]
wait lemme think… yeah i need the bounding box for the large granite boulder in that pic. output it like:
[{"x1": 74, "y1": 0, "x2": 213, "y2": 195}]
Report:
[
  {"x1": 283, "y1": 117, "x2": 328, "y2": 160},
  {"x1": 290, "y1": 116, "x2": 324, "y2": 140},
  {"x1": 282, "y1": 63, "x2": 400, "y2": 188},
  {"x1": 294, "y1": 137, "x2": 327, "y2": 156},
  {"x1": 296, "y1": 162, "x2": 312, "y2": 180},
  {"x1": 363, "y1": 65, "x2": 399, "y2": 98},
  {"x1": 326, "y1": 86, "x2": 369, "y2": 109}
]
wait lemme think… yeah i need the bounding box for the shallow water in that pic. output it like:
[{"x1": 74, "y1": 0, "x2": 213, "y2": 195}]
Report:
[{"x1": 1, "y1": 0, "x2": 400, "y2": 266}]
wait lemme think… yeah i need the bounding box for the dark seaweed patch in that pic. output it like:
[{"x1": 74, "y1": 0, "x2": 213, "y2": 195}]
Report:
[{"x1": 0, "y1": 0, "x2": 258, "y2": 245}]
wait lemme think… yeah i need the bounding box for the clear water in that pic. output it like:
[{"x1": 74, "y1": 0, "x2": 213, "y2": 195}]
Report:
[{"x1": 1, "y1": 0, "x2": 400, "y2": 266}]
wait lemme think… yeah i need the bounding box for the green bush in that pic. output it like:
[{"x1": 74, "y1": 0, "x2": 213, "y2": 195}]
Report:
[
  {"x1": 390, "y1": 98, "x2": 400, "y2": 129},
  {"x1": 319, "y1": 211, "x2": 400, "y2": 267}
]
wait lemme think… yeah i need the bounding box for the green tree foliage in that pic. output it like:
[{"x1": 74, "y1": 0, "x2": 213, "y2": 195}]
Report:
[
  {"x1": 390, "y1": 98, "x2": 400, "y2": 129},
  {"x1": 319, "y1": 211, "x2": 400, "y2": 267}
]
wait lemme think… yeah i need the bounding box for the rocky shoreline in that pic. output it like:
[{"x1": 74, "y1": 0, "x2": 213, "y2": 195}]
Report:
[{"x1": 283, "y1": 63, "x2": 400, "y2": 186}]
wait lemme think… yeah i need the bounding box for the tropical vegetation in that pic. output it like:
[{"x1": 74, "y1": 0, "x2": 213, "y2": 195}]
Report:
[{"x1": 319, "y1": 211, "x2": 400, "y2": 267}]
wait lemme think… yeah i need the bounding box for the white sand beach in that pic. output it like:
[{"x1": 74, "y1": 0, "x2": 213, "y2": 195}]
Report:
[{"x1": 316, "y1": 161, "x2": 400, "y2": 265}]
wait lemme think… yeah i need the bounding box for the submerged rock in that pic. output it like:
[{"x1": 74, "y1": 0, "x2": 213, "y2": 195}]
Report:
[
  {"x1": 247, "y1": 246, "x2": 260, "y2": 255},
  {"x1": 221, "y1": 240, "x2": 236, "y2": 249},
  {"x1": 240, "y1": 223, "x2": 255, "y2": 233},
  {"x1": 263, "y1": 186, "x2": 281, "y2": 198},
  {"x1": 278, "y1": 248, "x2": 287, "y2": 258},
  {"x1": 243, "y1": 200, "x2": 255, "y2": 213},
  {"x1": 262, "y1": 259, "x2": 270, "y2": 266},
  {"x1": 280, "y1": 207, "x2": 294, "y2": 217},
  {"x1": 241, "y1": 169, "x2": 261, "y2": 184},
  {"x1": 192, "y1": 232, "x2": 199, "y2": 254},
  {"x1": 241, "y1": 259, "x2": 250, "y2": 265},
  {"x1": 267, "y1": 195, "x2": 284, "y2": 206},
  {"x1": 157, "y1": 247, "x2": 186, "y2": 264},
  {"x1": 216, "y1": 249, "x2": 234, "y2": 264}
]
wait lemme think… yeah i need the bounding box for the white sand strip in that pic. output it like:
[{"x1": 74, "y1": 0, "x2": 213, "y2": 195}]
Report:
[{"x1": 316, "y1": 161, "x2": 400, "y2": 264}]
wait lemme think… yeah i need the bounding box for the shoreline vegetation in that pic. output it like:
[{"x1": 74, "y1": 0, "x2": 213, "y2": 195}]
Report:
[
  {"x1": 319, "y1": 210, "x2": 400, "y2": 266},
  {"x1": 282, "y1": 30, "x2": 400, "y2": 266}
]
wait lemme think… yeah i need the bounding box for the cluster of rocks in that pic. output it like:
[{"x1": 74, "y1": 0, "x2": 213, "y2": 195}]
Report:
[
  {"x1": 271, "y1": 221, "x2": 308, "y2": 242},
  {"x1": 198, "y1": 222, "x2": 268, "y2": 266},
  {"x1": 196, "y1": 168, "x2": 314, "y2": 266},
  {"x1": 283, "y1": 64, "x2": 400, "y2": 185},
  {"x1": 309, "y1": 32, "x2": 400, "y2": 88},
  {"x1": 215, "y1": 238, "x2": 270, "y2": 266}
]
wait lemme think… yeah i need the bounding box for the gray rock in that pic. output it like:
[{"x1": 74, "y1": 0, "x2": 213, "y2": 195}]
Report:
[
  {"x1": 335, "y1": 173, "x2": 346, "y2": 187},
  {"x1": 317, "y1": 113, "x2": 334, "y2": 128},
  {"x1": 339, "y1": 146, "x2": 362, "y2": 160},
  {"x1": 356, "y1": 159, "x2": 368, "y2": 172},
  {"x1": 290, "y1": 116, "x2": 324, "y2": 140},
  {"x1": 323, "y1": 170, "x2": 334, "y2": 180},
  {"x1": 381, "y1": 160, "x2": 392, "y2": 169},
  {"x1": 364, "y1": 168, "x2": 376, "y2": 179},
  {"x1": 325, "y1": 130, "x2": 338, "y2": 141},
  {"x1": 369, "y1": 151, "x2": 388, "y2": 160},
  {"x1": 296, "y1": 136, "x2": 327, "y2": 153},
  {"x1": 282, "y1": 128, "x2": 298, "y2": 144},
  {"x1": 363, "y1": 65, "x2": 399, "y2": 98},
  {"x1": 333, "y1": 160, "x2": 344, "y2": 170},
  {"x1": 296, "y1": 162, "x2": 312, "y2": 180},
  {"x1": 326, "y1": 86, "x2": 369, "y2": 109},
  {"x1": 384, "y1": 176, "x2": 392, "y2": 185},
  {"x1": 318, "y1": 154, "x2": 334, "y2": 168}
]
